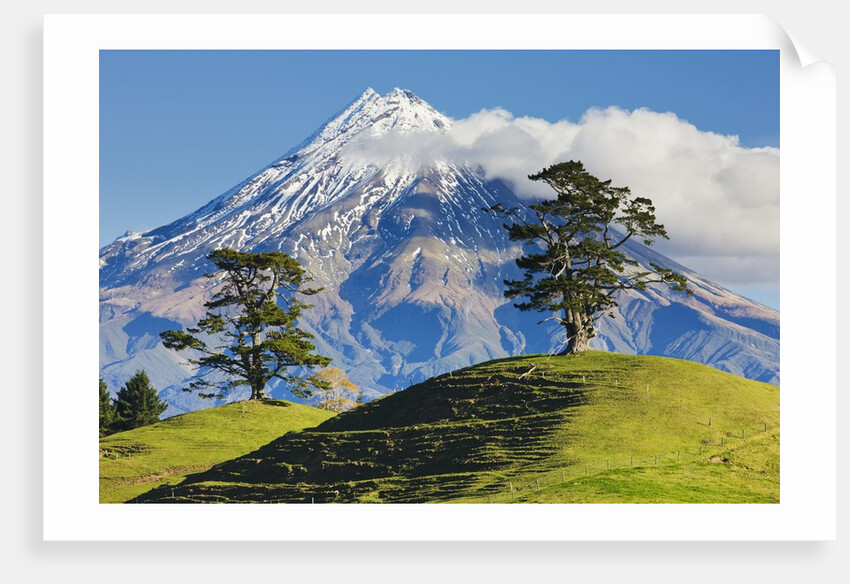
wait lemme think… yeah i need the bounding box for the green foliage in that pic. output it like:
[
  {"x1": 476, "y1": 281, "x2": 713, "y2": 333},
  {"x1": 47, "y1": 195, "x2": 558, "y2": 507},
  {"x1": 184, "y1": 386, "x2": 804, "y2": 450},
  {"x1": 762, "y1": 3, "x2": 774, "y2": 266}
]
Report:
[
  {"x1": 132, "y1": 352, "x2": 779, "y2": 504},
  {"x1": 99, "y1": 399, "x2": 335, "y2": 503},
  {"x1": 112, "y1": 370, "x2": 168, "y2": 432},
  {"x1": 99, "y1": 378, "x2": 116, "y2": 437},
  {"x1": 160, "y1": 248, "x2": 332, "y2": 401},
  {"x1": 488, "y1": 160, "x2": 690, "y2": 354}
]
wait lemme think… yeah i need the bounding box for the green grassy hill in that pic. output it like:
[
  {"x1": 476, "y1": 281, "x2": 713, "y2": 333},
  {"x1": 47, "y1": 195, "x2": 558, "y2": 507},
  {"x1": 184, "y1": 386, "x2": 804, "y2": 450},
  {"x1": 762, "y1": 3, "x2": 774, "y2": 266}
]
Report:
[
  {"x1": 99, "y1": 399, "x2": 335, "y2": 503},
  {"x1": 131, "y1": 352, "x2": 779, "y2": 504}
]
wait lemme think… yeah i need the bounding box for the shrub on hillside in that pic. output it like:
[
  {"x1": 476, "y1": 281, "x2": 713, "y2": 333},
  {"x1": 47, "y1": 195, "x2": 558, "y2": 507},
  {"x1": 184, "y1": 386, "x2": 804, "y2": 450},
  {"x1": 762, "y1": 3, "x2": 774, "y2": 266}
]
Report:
[{"x1": 112, "y1": 370, "x2": 168, "y2": 432}]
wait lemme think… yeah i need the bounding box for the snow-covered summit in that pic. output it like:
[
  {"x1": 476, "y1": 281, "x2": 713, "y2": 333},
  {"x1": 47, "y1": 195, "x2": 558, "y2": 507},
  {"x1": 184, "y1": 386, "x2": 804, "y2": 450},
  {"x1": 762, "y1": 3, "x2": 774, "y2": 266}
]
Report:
[
  {"x1": 344, "y1": 87, "x2": 451, "y2": 136},
  {"x1": 286, "y1": 88, "x2": 451, "y2": 161}
]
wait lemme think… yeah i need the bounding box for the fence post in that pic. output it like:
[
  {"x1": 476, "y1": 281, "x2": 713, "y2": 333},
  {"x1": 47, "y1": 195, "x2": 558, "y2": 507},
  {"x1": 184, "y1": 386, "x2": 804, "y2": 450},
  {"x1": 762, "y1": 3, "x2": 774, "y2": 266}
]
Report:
[
  {"x1": 677, "y1": 451, "x2": 680, "y2": 461},
  {"x1": 764, "y1": 422, "x2": 767, "y2": 432},
  {"x1": 708, "y1": 417, "x2": 712, "y2": 427},
  {"x1": 742, "y1": 429, "x2": 746, "y2": 440},
  {"x1": 536, "y1": 479, "x2": 540, "y2": 490},
  {"x1": 655, "y1": 454, "x2": 658, "y2": 465},
  {"x1": 562, "y1": 470, "x2": 566, "y2": 483},
  {"x1": 721, "y1": 436, "x2": 725, "y2": 447},
  {"x1": 630, "y1": 456, "x2": 633, "y2": 467},
  {"x1": 585, "y1": 464, "x2": 588, "y2": 476},
  {"x1": 509, "y1": 481, "x2": 514, "y2": 500},
  {"x1": 606, "y1": 459, "x2": 610, "y2": 470},
  {"x1": 699, "y1": 445, "x2": 702, "y2": 455}
]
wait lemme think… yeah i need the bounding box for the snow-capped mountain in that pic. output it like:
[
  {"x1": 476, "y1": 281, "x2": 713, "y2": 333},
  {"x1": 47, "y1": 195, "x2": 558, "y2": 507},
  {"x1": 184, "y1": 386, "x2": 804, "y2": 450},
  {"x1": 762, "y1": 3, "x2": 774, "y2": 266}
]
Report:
[{"x1": 99, "y1": 88, "x2": 779, "y2": 416}]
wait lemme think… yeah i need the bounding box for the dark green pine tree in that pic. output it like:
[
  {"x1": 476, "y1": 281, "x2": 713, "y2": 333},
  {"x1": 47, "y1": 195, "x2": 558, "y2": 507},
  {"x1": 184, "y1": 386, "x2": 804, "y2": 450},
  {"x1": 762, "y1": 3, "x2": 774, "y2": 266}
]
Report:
[
  {"x1": 160, "y1": 248, "x2": 332, "y2": 401},
  {"x1": 489, "y1": 160, "x2": 690, "y2": 354},
  {"x1": 113, "y1": 370, "x2": 168, "y2": 431},
  {"x1": 99, "y1": 377, "x2": 116, "y2": 437}
]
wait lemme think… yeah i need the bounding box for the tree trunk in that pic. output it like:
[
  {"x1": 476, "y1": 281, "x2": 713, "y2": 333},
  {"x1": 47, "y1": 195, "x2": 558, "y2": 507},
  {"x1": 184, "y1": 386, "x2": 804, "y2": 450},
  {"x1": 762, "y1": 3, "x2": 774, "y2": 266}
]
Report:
[
  {"x1": 249, "y1": 328, "x2": 265, "y2": 400},
  {"x1": 560, "y1": 310, "x2": 593, "y2": 355},
  {"x1": 250, "y1": 383, "x2": 266, "y2": 400}
]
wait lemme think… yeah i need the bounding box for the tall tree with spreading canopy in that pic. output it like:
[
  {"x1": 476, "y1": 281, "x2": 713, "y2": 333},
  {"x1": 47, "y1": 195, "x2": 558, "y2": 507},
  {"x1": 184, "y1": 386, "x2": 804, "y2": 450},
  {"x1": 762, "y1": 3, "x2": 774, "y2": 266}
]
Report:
[
  {"x1": 160, "y1": 249, "x2": 331, "y2": 401},
  {"x1": 489, "y1": 161, "x2": 690, "y2": 355}
]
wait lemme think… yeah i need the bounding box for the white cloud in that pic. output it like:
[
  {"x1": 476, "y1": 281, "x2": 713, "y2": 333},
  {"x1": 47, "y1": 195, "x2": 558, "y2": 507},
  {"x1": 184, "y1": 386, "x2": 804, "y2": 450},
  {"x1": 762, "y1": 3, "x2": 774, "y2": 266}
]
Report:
[{"x1": 340, "y1": 106, "x2": 780, "y2": 296}]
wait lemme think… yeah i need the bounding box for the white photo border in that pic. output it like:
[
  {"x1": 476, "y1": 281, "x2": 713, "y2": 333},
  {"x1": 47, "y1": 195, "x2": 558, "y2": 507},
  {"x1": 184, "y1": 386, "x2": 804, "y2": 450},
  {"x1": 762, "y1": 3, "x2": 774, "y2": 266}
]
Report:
[{"x1": 43, "y1": 13, "x2": 836, "y2": 541}]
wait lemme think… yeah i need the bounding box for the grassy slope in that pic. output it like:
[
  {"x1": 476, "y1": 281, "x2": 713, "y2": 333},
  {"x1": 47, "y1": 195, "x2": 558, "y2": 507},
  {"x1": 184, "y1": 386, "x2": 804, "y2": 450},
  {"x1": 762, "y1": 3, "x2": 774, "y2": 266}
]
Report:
[
  {"x1": 99, "y1": 399, "x2": 335, "y2": 503},
  {"x1": 132, "y1": 352, "x2": 779, "y2": 504},
  {"x1": 510, "y1": 429, "x2": 780, "y2": 503}
]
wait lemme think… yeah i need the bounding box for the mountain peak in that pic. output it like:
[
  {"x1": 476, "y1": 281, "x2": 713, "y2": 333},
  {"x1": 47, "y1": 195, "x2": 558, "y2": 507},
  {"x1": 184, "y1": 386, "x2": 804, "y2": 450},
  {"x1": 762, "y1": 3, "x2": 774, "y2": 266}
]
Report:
[
  {"x1": 386, "y1": 87, "x2": 421, "y2": 101},
  {"x1": 375, "y1": 87, "x2": 449, "y2": 133},
  {"x1": 325, "y1": 88, "x2": 449, "y2": 138},
  {"x1": 279, "y1": 88, "x2": 450, "y2": 165},
  {"x1": 360, "y1": 86, "x2": 379, "y2": 99}
]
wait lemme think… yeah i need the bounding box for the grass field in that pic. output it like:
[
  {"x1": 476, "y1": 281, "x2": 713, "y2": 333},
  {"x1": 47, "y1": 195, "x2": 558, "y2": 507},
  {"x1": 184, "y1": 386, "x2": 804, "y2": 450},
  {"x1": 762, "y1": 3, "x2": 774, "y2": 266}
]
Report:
[
  {"x1": 130, "y1": 351, "x2": 779, "y2": 504},
  {"x1": 99, "y1": 399, "x2": 335, "y2": 503},
  {"x1": 502, "y1": 428, "x2": 779, "y2": 503}
]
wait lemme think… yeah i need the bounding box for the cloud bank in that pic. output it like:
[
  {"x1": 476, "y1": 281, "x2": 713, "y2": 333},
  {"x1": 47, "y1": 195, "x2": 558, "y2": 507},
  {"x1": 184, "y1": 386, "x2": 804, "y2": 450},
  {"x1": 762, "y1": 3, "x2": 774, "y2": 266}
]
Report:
[{"x1": 341, "y1": 106, "x2": 779, "y2": 299}]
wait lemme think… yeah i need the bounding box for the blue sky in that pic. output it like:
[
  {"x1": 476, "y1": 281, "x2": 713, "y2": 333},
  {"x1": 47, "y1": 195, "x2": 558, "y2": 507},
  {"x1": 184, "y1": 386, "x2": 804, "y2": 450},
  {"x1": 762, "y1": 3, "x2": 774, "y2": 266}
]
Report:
[{"x1": 100, "y1": 50, "x2": 779, "y2": 307}]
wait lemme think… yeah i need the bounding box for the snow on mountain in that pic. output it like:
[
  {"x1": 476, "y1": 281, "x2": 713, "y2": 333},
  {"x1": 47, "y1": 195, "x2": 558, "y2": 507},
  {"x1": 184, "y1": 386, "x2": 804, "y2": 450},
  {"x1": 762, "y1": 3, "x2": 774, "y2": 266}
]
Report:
[{"x1": 99, "y1": 88, "x2": 779, "y2": 416}]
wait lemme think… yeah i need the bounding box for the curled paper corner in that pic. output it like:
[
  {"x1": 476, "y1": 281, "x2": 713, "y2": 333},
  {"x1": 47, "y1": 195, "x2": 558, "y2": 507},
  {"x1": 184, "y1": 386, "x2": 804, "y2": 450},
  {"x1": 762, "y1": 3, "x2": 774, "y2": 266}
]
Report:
[
  {"x1": 763, "y1": 15, "x2": 829, "y2": 70},
  {"x1": 786, "y1": 33, "x2": 823, "y2": 69}
]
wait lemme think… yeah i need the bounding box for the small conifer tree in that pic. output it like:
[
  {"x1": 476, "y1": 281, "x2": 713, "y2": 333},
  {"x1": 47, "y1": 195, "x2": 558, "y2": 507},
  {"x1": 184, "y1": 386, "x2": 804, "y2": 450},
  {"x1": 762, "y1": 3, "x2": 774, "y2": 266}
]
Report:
[
  {"x1": 113, "y1": 370, "x2": 168, "y2": 431},
  {"x1": 99, "y1": 378, "x2": 116, "y2": 436}
]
